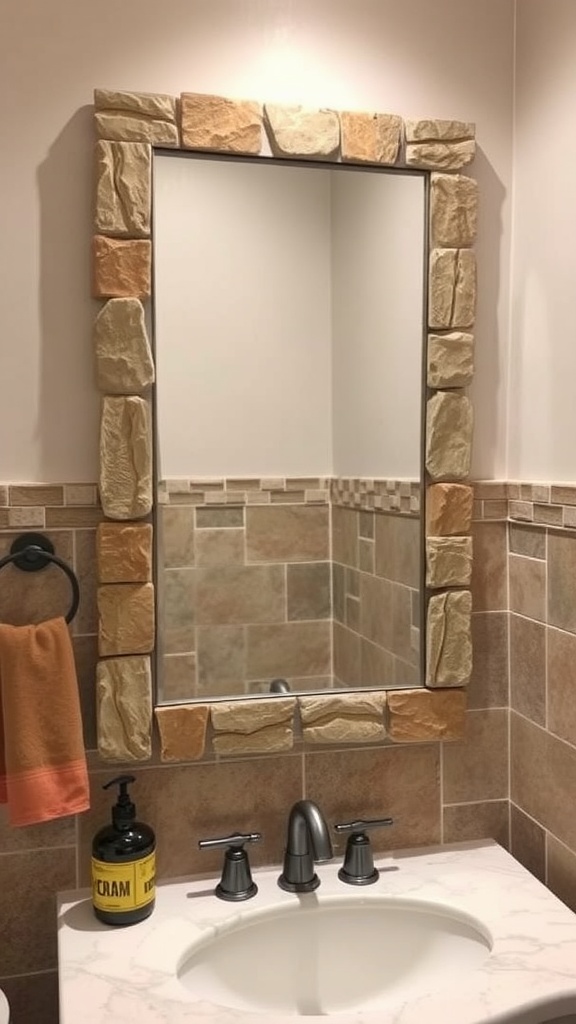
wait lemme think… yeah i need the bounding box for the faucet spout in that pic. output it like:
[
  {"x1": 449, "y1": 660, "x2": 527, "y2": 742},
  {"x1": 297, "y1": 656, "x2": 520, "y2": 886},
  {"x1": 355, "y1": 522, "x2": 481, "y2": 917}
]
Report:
[{"x1": 278, "y1": 800, "x2": 333, "y2": 893}]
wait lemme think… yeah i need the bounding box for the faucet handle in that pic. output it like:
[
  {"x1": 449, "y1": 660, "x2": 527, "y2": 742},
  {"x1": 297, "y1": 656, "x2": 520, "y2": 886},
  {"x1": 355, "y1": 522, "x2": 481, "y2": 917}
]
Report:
[
  {"x1": 198, "y1": 832, "x2": 262, "y2": 901},
  {"x1": 334, "y1": 817, "x2": 394, "y2": 886}
]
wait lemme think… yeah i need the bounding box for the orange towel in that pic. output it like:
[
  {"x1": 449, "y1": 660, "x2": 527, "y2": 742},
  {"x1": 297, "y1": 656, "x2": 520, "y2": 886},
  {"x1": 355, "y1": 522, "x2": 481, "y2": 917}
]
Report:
[{"x1": 0, "y1": 616, "x2": 89, "y2": 825}]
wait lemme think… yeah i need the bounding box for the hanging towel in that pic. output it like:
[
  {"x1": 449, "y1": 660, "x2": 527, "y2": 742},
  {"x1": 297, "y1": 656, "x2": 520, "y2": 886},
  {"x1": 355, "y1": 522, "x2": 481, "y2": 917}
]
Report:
[{"x1": 0, "y1": 616, "x2": 89, "y2": 826}]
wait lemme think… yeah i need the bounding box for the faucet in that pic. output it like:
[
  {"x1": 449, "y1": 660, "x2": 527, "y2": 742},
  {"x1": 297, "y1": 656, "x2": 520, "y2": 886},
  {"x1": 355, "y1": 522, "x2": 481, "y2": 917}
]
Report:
[{"x1": 278, "y1": 799, "x2": 333, "y2": 893}]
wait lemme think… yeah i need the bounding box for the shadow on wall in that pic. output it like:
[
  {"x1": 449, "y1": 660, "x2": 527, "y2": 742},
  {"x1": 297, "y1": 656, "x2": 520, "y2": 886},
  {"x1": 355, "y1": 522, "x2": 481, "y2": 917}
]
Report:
[{"x1": 37, "y1": 104, "x2": 100, "y2": 481}]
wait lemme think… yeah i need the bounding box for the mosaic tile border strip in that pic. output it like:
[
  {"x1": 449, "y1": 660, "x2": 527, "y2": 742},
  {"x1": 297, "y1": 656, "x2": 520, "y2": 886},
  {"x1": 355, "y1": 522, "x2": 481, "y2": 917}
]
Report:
[
  {"x1": 331, "y1": 477, "x2": 420, "y2": 514},
  {"x1": 0, "y1": 484, "x2": 102, "y2": 529},
  {"x1": 473, "y1": 481, "x2": 576, "y2": 530},
  {"x1": 157, "y1": 477, "x2": 421, "y2": 512}
]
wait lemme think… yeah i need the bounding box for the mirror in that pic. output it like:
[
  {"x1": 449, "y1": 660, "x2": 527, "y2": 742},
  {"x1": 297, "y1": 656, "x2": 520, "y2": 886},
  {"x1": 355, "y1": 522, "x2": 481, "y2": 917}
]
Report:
[{"x1": 153, "y1": 152, "x2": 426, "y2": 704}]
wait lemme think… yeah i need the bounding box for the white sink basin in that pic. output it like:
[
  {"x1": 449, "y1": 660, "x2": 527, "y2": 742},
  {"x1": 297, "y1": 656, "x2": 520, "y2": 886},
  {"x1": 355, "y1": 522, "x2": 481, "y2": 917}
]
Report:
[{"x1": 178, "y1": 894, "x2": 492, "y2": 1015}]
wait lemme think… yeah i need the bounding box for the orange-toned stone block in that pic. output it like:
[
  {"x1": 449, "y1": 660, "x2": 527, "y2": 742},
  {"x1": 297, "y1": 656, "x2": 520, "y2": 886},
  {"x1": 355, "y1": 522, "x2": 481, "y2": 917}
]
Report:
[
  {"x1": 155, "y1": 705, "x2": 209, "y2": 762},
  {"x1": 181, "y1": 93, "x2": 262, "y2": 154},
  {"x1": 427, "y1": 483, "x2": 473, "y2": 536},
  {"x1": 92, "y1": 235, "x2": 151, "y2": 299},
  {"x1": 387, "y1": 688, "x2": 466, "y2": 742},
  {"x1": 340, "y1": 111, "x2": 402, "y2": 164},
  {"x1": 97, "y1": 522, "x2": 153, "y2": 583}
]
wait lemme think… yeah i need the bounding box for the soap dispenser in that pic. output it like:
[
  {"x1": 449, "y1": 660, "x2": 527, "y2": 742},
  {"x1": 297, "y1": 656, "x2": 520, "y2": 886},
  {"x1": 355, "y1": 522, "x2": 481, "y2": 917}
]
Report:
[{"x1": 91, "y1": 774, "x2": 156, "y2": 926}]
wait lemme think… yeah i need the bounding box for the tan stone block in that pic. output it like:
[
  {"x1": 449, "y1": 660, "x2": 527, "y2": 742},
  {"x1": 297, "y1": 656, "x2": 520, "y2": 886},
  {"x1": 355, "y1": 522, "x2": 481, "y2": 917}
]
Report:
[
  {"x1": 427, "y1": 590, "x2": 472, "y2": 686},
  {"x1": 94, "y1": 141, "x2": 151, "y2": 238},
  {"x1": 96, "y1": 655, "x2": 152, "y2": 761},
  {"x1": 405, "y1": 140, "x2": 476, "y2": 171},
  {"x1": 96, "y1": 522, "x2": 153, "y2": 583},
  {"x1": 99, "y1": 396, "x2": 152, "y2": 519},
  {"x1": 181, "y1": 93, "x2": 262, "y2": 154},
  {"x1": 92, "y1": 236, "x2": 151, "y2": 299},
  {"x1": 212, "y1": 725, "x2": 294, "y2": 756},
  {"x1": 387, "y1": 688, "x2": 466, "y2": 742},
  {"x1": 95, "y1": 112, "x2": 179, "y2": 146},
  {"x1": 264, "y1": 104, "x2": 339, "y2": 160},
  {"x1": 155, "y1": 705, "x2": 209, "y2": 762},
  {"x1": 211, "y1": 697, "x2": 295, "y2": 734},
  {"x1": 94, "y1": 88, "x2": 177, "y2": 122},
  {"x1": 404, "y1": 119, "x2": 475, "y2": 143},
  {"x1": 340, "y1": 111, "x2": 401, "y2": 164},
  {"x1": 427, "y1": 332, "x2": 474, "y2": 388},
  {"x1": 426, "y1": 536, "x2": 473, "y2": 588},
  {"x1": 426, "y1": 391, "x2": 473, "y2": 482},
  {"x1": 94, "y1": 298, "x2": 154, "y2": 394},
  {"x1": 97, "y1": 582, "x2": 155, "y2": 657},
  {"x1": 431, "y1": 174, "x2": 478, "y2": 248},
  {"x1": 299, "y1": 692, "x2": 386, "y2": 724},
  {"x1": 426, "y1": 483, "x2": 473, "y2": 536},
  {"x1": 303, "y1": 718, "x2": 386, "y2": 745},
  {"x1": 429, "y1": 248, "x2": 476, "y2": 330}
]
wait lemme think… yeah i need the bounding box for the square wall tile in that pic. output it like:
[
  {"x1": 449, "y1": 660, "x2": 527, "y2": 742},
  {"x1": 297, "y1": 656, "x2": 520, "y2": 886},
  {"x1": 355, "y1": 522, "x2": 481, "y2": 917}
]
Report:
[{"x1": 442, "y1": 709, "x2": 508, "y2": 804}]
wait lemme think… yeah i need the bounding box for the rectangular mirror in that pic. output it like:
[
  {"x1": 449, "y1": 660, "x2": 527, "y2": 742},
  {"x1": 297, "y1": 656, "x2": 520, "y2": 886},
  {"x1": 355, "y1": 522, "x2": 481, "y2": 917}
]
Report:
[{"x1": 153, "y1": 152, "x2": 426, "y2": 703}]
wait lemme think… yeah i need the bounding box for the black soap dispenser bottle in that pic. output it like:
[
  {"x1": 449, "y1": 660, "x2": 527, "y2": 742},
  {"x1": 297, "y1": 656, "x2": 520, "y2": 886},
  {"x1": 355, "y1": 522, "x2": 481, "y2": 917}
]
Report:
[{"x1": 91, "y1": 774, "x2": 156, "y2": 926}]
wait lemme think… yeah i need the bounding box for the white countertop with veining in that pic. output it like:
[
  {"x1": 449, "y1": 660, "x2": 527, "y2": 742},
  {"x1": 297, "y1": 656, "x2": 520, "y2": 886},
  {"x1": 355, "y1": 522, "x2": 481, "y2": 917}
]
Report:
[{"x1": 58, "y1": 841, "x2": 576, "y2": 1024}]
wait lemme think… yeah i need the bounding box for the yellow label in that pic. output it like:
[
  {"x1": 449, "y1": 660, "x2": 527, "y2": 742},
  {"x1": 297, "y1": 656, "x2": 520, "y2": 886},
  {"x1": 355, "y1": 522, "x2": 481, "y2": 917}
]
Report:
[{"x1": 91, "y1": 851, "x2": 156, "y2": 913}]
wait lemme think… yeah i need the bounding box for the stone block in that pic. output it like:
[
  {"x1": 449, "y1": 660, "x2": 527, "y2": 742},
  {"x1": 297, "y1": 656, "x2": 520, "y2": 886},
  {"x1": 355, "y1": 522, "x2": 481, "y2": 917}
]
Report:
[
  {"x1": 340, "y1": 111, "x2": 402, "y2": 164},
  {"x1": 94, "y1": 89, "x2": 178, "y2": 147},
  {"x1": 429, "y1": 248, "x2": 476, "y2": 330},
  {"x1": 426, "y1": 483, "x2": 473, "y2": 536},
  {"x1": 181, "y1": 93, "x2": 262, "y2": 154},
  {"x1": 94, "y1": 141, "x2": 151, "y2": 238},
  {"x1": 299, "y1": 692, "x2": 386, "y2": 745},
  {"x1": 431, "y1": 174, "x2": 478, "y2": 247},
  {"x1": 303, "y1": 719, "x2": 386, "y2": 745},
  {"x1": 211, "y1": 697, "x2": 295, "y2": 734},
  {"x1": 94, "y1": 298, "x2": 154, "y2": 394},
  {"x1": 99, "y1": 396, "x2": 152, "y2": 519},
  {"x1": 426, "y1": 392, "x2": 473, "y2": 481},
  {"x1": 96, "y1": 655, "x2": 152, "y2": 761},
  {"x1": 264, "y1": 104, "x2": 340, "y2": 160},
  {"x1": 299, "y1": 692, "x2": 387, "y2": 723},
  {"x1": 427, "y1": 590, "x2": 472, "y2": 686},
  {"x1": 97, "y1": 582, "x2": 155, "y2": 657},
  {"x1": 96, "y1": 522, "x2": 153, "y2": 583},
  {"x1": 405, "y1": 140, "x2": 476, "y2": 171},
  {"x1": 212, "y1": 725, "x2": 294, "y2": 756},
  {"x1": 92, "y1": 235, "x2": 151, "y2": 299},
  {"x1": 387, "y1": 688, "x2": 466, "y2": 742},
  {"x1": 155, "y1": 705, "x2": 209, "y2": 762},
  {"x1": 94, "y1": 88, "x2": 177, "y2": 121},
  {"x1": 404, "y1": 119, "x2": 475, "y2": 143},
  {"x1": 427, "y1": 332, "x2": 474, "y2": 388},
  {"x1": 426, "y1": 536, "x2": 473, "y2": 588}
]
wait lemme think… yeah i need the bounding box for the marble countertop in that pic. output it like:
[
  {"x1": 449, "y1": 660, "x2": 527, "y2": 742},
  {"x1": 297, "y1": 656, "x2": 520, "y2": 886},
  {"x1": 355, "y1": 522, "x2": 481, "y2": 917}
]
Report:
[{"x1": 58, "y1": 840, "x2": 576, "y2": 1024}]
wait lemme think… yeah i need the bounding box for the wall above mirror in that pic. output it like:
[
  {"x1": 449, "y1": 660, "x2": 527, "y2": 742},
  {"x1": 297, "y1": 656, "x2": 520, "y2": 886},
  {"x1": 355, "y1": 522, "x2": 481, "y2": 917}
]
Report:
[{"x1": 90, "y1": 88, "x2": 477, "y2": 762}]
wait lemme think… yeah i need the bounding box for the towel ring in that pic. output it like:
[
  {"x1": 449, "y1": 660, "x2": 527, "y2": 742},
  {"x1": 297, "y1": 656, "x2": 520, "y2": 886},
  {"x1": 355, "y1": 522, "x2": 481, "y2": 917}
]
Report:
[{"x1": 0, "y1": 532, "x2": 80, "y2": 625}]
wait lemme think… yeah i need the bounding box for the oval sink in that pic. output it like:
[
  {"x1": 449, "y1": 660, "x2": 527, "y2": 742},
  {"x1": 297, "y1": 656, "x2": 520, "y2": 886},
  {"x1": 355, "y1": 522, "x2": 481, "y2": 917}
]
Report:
[{"x1": 178, "y1": 895, "x2": 492, "y2": 1015}]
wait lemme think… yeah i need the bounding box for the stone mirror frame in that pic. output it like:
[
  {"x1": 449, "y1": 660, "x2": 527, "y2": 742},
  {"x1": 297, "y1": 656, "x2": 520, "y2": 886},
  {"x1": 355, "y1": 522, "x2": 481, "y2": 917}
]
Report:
[{"x1": 92, "y1": 89, "x2": 477, "y2": 764}]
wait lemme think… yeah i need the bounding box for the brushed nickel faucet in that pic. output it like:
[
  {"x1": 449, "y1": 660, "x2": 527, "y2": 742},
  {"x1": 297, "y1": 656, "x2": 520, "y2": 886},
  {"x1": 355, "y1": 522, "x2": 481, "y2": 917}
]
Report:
[{"x1": 278, "y1": 799, "x2": 333, "y2": 893}]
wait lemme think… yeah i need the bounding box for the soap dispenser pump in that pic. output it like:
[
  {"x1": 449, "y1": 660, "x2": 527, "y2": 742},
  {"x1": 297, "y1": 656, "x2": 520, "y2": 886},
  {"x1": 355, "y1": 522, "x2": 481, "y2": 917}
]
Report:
[{"x1": 91, "y1": 774, "x2": 156, "y2": 926}]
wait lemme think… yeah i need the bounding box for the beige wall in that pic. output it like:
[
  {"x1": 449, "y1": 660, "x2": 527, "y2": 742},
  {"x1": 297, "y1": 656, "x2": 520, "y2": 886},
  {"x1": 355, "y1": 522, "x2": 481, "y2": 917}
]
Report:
[{"x1": 0, "y1": 0, "x2": 514, "y2": 482}]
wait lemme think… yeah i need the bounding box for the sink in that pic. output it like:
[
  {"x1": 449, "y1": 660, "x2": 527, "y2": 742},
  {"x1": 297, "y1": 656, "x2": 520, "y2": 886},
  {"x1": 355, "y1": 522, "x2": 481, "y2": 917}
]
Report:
[{"x1": 177, "y1": 894, "x2": 492, "y2": 1015}]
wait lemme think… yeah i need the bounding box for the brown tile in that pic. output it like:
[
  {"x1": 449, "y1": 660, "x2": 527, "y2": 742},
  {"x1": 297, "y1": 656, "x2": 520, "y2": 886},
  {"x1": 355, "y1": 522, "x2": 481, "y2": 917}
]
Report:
[
  {"x1": 160, "y1": 653, "x2": 197, "y2": 701},
  {"x1": 247, "y1": 621, "x2": 331, "y2": 679},
  {"x1": 196, "y1": 528, "x2": 244, "y2": 566},
  {"x1": 9, "y1": 485, "x2": 64, "y2": 506},
  {"x1": 391, "y1": 583, "x2": 414, "y2": 663},
  {"x1": 393, "y1": 657, "x2": 420, "y2": 686},
  {"x1": 548, "y1": 627, "x2": 576, "y2": 746},
  {"x1": 511, "y1": 712, "x2": 576, "y2": 852},
  {"x1": 346, "y1": 567, "x2": 360, "y2": 598},
  {"x1": 442, "y1": 709, "x2": 508, "y2": 803},
  {"x1": 510, "y1": 614, "x2": 546, "y2": 726},
  {"x1": 1, "y1": 971, "x2": 59, "y2": 1024},
  {"x1": 443, "y1": 800, "x2": 509, "y2": 847},
  {"x1": 509, "y1": 802, "x2": 546, "y2": 882},
  {"x1": 360, "y1": 638, "x2": 395, "y2": 687},
  {"x1": 196, "y1": 507, "x2": 244, "y2": 528},
  {"x1": 471, "y1": 522, "x2": 507, "y2": 611},
  {"x1": 473, "y1": 482, "x2": 508, "y2": 500},
  {"x1": 305, "y1": 744, "x2": 441, "y2": 856},
  {"x1": 287, "y1": 563, "x2": 330, "y2": 621},
  {"x1": 467, "y1": 612, "x2": 508, "y2": 709},
  {"x1": 359, "y1": 573, "x2": 393, "y2": 649},
  {"x1": 547, "y1": 835, "x2": 576, "y2": 913},
  {"x1": 332, "y1": 506, "x2": 359, "y2": 568},
  {"x1": 482, "y1": 500, "x2": 508, "y2": 520},
  {"x1": 375, "y1": 513, "x2": 420, "y2": 587},
  {"x1": 45, "y1": 506, "x2": 104, "y2": 528},
  {"x1": 74, "y1": 529, "x2": 98, "y2": 634},
  {"x1": 72, "y1": 633, "x2": 98, "y2": 749},
  {"x1": 551, "y1": 485, "x2": 576, "y2": 506},
  {"x1": 0, "y1": 847, "x2": 76, "y2": 973},
  {"x1": 80, "y1": 757, "x2": 303, "y2": 881},
  {"x1": 246, "y1": 506, "x2": 329, "y2": 563},
  {"x1": 549, "y1": 531, "x2": 576, "y2": 633},
  {"x1": 509, "y1": 554, "x2": 546, "y2": 622},
  {"x1": 159, "y1": 506, "x2": 195, "y2": 567},
  {"x1": 197, "y1": 626, "x2": 246, "y2": 695},
  {"x1": 65, "y1": 483, "x2": 98, "y2": 506},
  {"x1": 359, "y1": 511, "x2": 374, "y2": 539},
  {"x1": 162, "y1": 568, "x2": 195, "y2": 653},
  {"x1": 195, "y1": 564, "x2": 285, "y2": 625},
  {"x1": 332, "y1": 562, "x2": 345, "y2": 623},
  {"x1": 534, "y1": 503, "x2": 563, "y2": 527},
  {"x1": 509, "y1": 523, "x2": 546, "y2": 559},
  {"x1": 270, "y1": 489, "x2": 305, "y2": 503},
  {"x1": 0, "y1": 531, "x2": 73, "y2": 626},
  {"x1": 346, "y1": 595, "x2": 360, "y2": 632},
  {"x1": 358, "y1": 537, "x2": 375, "y2": 574},
  {"x1": 333, "y1": 622, "x2": 361, "y2": 686},
  {"x1": 0, "y1": 805, "x2": 75, "y2": 854}
]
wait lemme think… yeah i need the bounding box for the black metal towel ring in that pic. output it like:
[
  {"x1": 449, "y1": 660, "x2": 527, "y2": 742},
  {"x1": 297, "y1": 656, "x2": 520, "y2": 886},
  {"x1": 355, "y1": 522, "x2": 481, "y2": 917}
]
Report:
[{"x1": 0, "y1": 532, "x2": 80, "y2": 625}]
